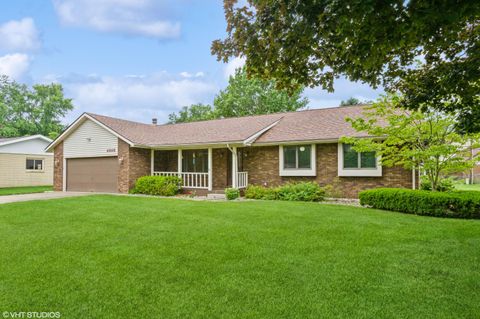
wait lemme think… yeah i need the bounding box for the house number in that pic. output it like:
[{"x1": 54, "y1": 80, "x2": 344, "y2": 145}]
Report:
[{"x1": 107, "y1": 148, "x2": 116, "y2": 153}]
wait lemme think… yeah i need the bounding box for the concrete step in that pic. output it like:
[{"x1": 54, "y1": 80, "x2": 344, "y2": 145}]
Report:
[{"x1": 207, "y1": 193, "x2": 226, "y2": 200}]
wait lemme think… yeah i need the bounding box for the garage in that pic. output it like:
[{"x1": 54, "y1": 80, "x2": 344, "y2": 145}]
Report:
[{"x1": 67, "y1": 157, "x2": 118, "y2": 193}]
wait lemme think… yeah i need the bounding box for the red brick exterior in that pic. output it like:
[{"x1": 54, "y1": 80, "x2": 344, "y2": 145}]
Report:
[
  {"x1": 118, "y1": 139, "x2": 151, "y2": 193},
  {"x1": 243, "y1": 144, "x2": 413, "y2": 198},
  {"x1": 53, "y1": 141, "x2": 64, "y2": 191}
]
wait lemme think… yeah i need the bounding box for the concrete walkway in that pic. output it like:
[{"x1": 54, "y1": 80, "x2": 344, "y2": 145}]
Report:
[{"x1": 0, "y1": 191, "x2": 91, "y2": 205}]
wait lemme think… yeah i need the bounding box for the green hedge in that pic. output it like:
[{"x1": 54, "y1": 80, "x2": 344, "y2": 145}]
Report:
[
  {"x1": 225, "y1": 188, "x2": 240, "y2": 200},
  {"x1": 245, "y1": 182, "x2": 325, "y2": 202},
  {"x1": 130, "y1": 176, "x2": 182, "y2": 196},
  {"x1": 359, "y1": 188, "x2": 480, "y2": 219}
]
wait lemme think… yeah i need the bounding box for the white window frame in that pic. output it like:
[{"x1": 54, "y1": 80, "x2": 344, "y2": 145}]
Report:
[
  {"x1": 26, "y1": 158, "x2": 45, "y2": 172},
  {"x1": 279, "y1": 144, "x2": 316, "y2": 176},
  {"x1": 337, "y1": 143, "x2": 382, "y2": 177}
]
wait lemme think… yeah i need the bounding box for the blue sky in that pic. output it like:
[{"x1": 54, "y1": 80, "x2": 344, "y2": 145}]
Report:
[{"x1": 0, "y1": 0, "x2": 382, "y2": 124}]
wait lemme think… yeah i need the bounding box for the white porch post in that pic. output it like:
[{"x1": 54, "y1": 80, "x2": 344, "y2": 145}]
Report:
[
  {"x1": 177, "y1": 149, "x2": 182, "y2": 176},
  {"x1": 232, "y1": 146, "x2": 238, "y2": 188},
  {"x1": 150, "y1": 149, "x2": 154, "y2": 175},
  {"x1": 208, "y1": 147, "x2": 213, "y2": 191}
]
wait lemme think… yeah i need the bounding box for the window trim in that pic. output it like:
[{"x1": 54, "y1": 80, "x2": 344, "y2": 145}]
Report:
[
  {"x1": 337, "y1": 143, "x2": 382, "y2": 177},
  {"x1": 26, "y1": 158, "x2": 45, "y2": 172},
  {"x1": 279, "y1": 144, "x2": 316, "y2": 176}
]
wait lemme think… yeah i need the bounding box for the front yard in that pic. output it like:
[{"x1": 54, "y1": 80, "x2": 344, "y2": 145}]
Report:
[
  {"x1": 0, "y1": 195, "x2": 479, "y2": 318},
  {"x1": 0, "y1": 185, "x2": 52, "y2": 196}
]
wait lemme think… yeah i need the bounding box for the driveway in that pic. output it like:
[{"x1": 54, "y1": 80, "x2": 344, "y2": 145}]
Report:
[{"x1": 0, "y1": 191, "x2": 91, "y2": 204}]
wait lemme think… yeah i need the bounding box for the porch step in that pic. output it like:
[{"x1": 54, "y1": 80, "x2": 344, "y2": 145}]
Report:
[{"x1": 207, "y1": 193, "x2": 226, "y2": 200}]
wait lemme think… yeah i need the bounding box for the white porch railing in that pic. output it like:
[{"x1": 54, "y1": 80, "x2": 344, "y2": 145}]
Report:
[
  {"x1": 153, "y1": 171, "x2": 209, "y2": 189},
  {"x1": 237, "y1": 171, "x2": 248, "y2": 189}
]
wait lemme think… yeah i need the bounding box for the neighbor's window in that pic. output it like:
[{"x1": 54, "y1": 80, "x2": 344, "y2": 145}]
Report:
[
  {"x1": 283, "y1": 145, "x2": 311, "y2": 169},
  {"x1": 26, "y1": 159, "x2": 44, "y2": 171},
  {"x1": 343, "y1": 144, "x2": 376, "y2": 169}
]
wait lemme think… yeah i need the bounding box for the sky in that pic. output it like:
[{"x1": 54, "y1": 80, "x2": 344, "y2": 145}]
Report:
[{"x1": 0, "y1": 0, "x2": 383, "y2": 124}]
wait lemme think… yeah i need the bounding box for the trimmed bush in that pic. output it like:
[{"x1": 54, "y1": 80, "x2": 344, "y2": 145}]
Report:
[
  {"x1": 359, "y1": 188, "x2": 480, "y2": 219},
  {"x1": 130, "y1": 176, "x2": 182, "y2": 196},
  {"x1": 420, "y1": 178, "x2": 455, "y2": 192},
  {"x1": 225, "y1": 188, "x2": 240, "y2": 200},
  {"x1": 245, "y1": 182, "x2": 325, "y2": 202}
]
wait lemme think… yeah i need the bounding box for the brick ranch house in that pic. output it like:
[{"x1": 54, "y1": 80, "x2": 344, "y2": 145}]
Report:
[{"x1": 46, "y1": 105, "x2": 415, "y2": 198}]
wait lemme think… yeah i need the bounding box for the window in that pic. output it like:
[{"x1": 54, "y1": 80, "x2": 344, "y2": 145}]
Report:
[
  {"x1": 283, "y1": 145, "x2": 311, "y2": 169},
  {"x1": 182, "y1": 150, "x2": 208, "y2": 172},
  {"x1": 279, "y1": 145, "x2": 316, "y2": 176},
  {"x1": 26, "y1": 159, "x2": 43, "y2": 171},
  {"x1": 342, "y1": 144, "x2": 376, "y2": 169},
  {"x1": 338, "y1": 143, "x2": 382, "y2": 177}
]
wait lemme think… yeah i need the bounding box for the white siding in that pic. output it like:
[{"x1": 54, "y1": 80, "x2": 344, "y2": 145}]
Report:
[
  {"x1": 64, "y1": 119, "x2": 118, "y2": 158},
  {"x1": 0, "y1": 138, "x2": 50, "y2": 155},
  {"x1": 0, "y1": 153, "x2": 53, "y2": 187}
]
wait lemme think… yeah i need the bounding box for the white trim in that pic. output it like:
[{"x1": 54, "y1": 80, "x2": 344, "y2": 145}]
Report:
[
  {"x1": 0, "y1": 135, "x2": 52, "y2": 147},
  {"x1": 208, "y1": 147, "x2": 213, "y2": 191},
  {"x1": 232, "y1": 146, "x2": 238, "y2": 188},
  {"x1": 0, "y1": 152, "x2": 53, "y2": 156},
  {"x1": 46, "y1": 113, "x2": 134, "y2": 152},
  {"x1": 279, "y1": 144, "x2": 316, "y2": 177},
  {"x1": 243, "y1": 119, "x2": 282, "y2": 146},
  {"x1": 62, "y1": 157, "x2": 66, "y2": 192},
  {"x1": 337, "y1": 143, "x2": 382, "y2": 177}
]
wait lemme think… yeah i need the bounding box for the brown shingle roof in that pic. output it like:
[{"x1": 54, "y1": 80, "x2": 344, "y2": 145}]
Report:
[{"x1": 86, "y1": 105, "x2": 368, "y2": 147}]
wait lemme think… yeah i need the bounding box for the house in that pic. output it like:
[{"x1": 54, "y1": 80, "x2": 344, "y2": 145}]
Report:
[
  {"x1": 46, "y1": 105, "x2": 415, "y2": 197},
  {"x1": 0, "y1": 135, "x2": 53, "y2": 188}
]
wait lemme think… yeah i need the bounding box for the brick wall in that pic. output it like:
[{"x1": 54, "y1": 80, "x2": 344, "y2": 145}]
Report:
[
  {"x1": 53, "y1": 141, "x2": 63, "y2": 191},
  {"x1": 243, "y1": 143, "x2": 413, "y2": 198},
  {"x1": 118, "y1": 139, "x2": 151, "y2": 193},
  {"x1": 212, "y1": 148, "x2": 228, "y2": 189}
]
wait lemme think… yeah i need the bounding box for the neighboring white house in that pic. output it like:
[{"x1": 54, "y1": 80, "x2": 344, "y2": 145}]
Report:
[{"x1": 0, "y1": 135, "x2": 53, "y2": 188}]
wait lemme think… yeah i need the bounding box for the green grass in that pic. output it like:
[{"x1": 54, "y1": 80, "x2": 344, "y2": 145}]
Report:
[
  {"x1": 0, "y1": 185, "x2": 52, "y2": 196},
  {"x1": 0, "y1": 196, "x2": 479, "y2": 318},
  {"x1": 455, "y1": 183, "x2": 480, "y2": 191}
]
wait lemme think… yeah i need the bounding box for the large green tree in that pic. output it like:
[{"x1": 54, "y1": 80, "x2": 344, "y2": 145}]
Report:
[
  {"x1": 212, "y1": 1, "x2": 480, "y2": 132},
  {"x1": 169, "y1": 68, "x2": 308, "y2": 123},
  {"x1": 341, "y1": 95, "x2": 480, "y2": 191},
  {"x1": 0, "y1": 76, "x2": 73, "y2": 138}
]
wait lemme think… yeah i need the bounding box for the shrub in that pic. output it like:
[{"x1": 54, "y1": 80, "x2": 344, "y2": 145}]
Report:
[
  {"x1": 225, "y1": 188, "x2": 240, "y2": 200},
  {"x1": 245, "y1": 182, "x2": 325, "y2": 202},
  {"x1": 130, "y1": 176, "x2": 182, "y2": 196},
  {"x1": 245, "y1": 185, "x2": 277, "y2": 200},
  {"x1": 276, "y1": 182, "x2": 325, "y2": 202},
  {"x1": 359, "y1": 188, "x2": 480, "y2": 219},
  {"x1": 420, "y1": 177, "x2": 455, "y2": 192}
]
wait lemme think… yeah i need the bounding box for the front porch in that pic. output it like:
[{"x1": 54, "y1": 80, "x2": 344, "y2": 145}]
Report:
[{"x1": 149, "y1": 147, "x2": 248, "y2": 192}]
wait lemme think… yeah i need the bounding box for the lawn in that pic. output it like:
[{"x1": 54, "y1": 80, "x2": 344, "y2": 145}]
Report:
[
  {"x1": 455, "y1": 183, "x2": 480, "y2": 191},
  {"x1": 0, "y1": 196, "x2": 479, "y2": 318},
  {"x1": 0, "y1": 185, "x2": 52, "y2": 196}
]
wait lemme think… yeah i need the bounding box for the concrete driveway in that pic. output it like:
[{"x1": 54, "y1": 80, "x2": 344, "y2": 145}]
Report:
[{"x1": 0, "y1": 191, "x2": 91, "y2": 205}]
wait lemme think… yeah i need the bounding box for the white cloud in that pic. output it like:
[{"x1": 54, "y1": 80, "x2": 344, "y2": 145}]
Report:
[
  {"x1": 53, "y1": 71, "x2": 218, "y2": 123},
  {"x1": 52, "y1": 0, "x2": 181, "y2": 39},
  {"x1": 0, "y1": 53, "x2": 31, "y2": 80},
  {"x1": 0, "y1": 18, "x2": 40, "y2": 52},
  {"x1": 224, "y1": 56, "x2": 245, "y2": 78}
]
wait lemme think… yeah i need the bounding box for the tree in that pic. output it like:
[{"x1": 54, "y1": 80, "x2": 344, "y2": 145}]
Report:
[
  {"x1": 168, "y1": 104, "x2": 215, "y2": 124},
  {"x1": 0, "y1": 76, "x2": 73, "y2": 139},
  {"x1": 340, "y1": 95, "x2": 480, "y2": 191},
  {"x1": 214, "y1": 68, "x2": 308, "y2": 118},
  {"x1": 339, "y1": 97, "x2": 373, "y2": 107},
  {"x1": 168, "y1": 68, "x2": 308, "y2": 123},
  {"x1": 212, "y1": 1, "x2": 480, "y2": 132}
]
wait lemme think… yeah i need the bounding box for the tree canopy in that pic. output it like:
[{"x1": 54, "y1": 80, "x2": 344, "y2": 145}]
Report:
[
  {"x1": 0, "y1": 76, "x2": 73, "y2": 139},
  {"x1": 212, "y1": 1, "x2": 480, "y2": 132},
  {"x1": 341, "y1": 95, "x2": 480, "y2": 191},
  {"x1": 339, "y1": 97, "x2": 371, "y2": 107},
  {"x1": 169, "y1": 68, "x2": 308, "y2": 123}
]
